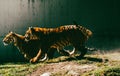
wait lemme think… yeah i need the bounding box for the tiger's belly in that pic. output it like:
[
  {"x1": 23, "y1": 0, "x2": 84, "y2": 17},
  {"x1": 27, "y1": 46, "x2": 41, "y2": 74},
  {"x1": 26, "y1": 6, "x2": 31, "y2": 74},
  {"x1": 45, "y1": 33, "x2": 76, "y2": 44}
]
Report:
[{"x1": 50, "y1": 39, "x2": 72, "y2": 50}]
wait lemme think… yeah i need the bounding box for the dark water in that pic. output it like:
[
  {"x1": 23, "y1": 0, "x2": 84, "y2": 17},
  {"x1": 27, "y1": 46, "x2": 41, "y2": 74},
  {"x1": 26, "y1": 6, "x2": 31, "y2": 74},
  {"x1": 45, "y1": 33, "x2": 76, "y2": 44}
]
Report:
[{"x1": 0, "y1": 0, "x2": 120, "y2": 62}]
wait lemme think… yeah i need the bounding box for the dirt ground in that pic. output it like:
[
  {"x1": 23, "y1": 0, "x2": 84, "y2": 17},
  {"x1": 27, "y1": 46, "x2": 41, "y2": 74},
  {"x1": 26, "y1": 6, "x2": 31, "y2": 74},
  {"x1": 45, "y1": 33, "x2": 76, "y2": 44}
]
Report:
[
  {"x1": 27, "y1": 61, "x2": 97, "y2": 76},
  {"x1": 27, "y1": 51, "x2": 120, "y2": 76}
]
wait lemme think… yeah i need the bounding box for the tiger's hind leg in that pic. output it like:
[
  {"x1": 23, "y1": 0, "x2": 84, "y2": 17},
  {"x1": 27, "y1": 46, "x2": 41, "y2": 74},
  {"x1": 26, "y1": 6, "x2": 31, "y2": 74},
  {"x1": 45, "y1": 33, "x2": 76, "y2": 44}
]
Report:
[
  {"x1": 48, "y1": 47, "x2": 70, "y2": 59},
  {"x1": 57, "y1": 48, "x2": 70, "y2": 56},
  {"x1": 74, "y1": 45, "x2": 88, "y2": 59},
  {"x1": 63, "y1": 47, "x2": 75, "y2": 57}
]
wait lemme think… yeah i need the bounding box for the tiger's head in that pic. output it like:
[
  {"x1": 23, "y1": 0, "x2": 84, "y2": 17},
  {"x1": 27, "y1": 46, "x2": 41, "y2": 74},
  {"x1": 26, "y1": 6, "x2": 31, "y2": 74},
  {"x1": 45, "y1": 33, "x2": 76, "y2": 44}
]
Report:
[
  {"x1": 24, "y1": 27, "x2": 40, "y2": 42},
  {"x1": 3, "y1": 31, "x2": 15, "y2": 46}
]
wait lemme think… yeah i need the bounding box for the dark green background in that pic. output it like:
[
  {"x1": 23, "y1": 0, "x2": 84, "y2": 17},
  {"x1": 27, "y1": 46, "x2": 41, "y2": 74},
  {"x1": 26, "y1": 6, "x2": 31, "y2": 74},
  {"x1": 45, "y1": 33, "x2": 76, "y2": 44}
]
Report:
[{"x1": 0, "y1": 0, "x2": 120, "y2": 62}]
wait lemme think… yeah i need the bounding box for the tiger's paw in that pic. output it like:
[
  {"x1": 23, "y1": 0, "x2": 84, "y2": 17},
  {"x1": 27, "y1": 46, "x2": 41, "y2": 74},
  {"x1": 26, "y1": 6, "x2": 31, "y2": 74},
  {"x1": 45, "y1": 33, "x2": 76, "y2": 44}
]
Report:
[
  {"x1": 30, "y1": 57, "x2": 38, "y2": 63},
  {"x1": 69, "y1": 53, "x2": 75, "y2": 57}
]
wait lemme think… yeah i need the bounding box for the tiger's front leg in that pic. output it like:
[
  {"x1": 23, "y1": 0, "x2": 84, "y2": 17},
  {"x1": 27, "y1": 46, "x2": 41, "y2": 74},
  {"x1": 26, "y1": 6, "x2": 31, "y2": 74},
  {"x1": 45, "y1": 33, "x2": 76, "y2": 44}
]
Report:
[
  {"x1": 47, "y1": 47, "x2": 56, "y2": 59},
  {"x1": 30, "y1": 49, "x2": 42, "y2": 63},
  {"x1": 24, "y1": 54, "x2": 30, "y2": 60}
]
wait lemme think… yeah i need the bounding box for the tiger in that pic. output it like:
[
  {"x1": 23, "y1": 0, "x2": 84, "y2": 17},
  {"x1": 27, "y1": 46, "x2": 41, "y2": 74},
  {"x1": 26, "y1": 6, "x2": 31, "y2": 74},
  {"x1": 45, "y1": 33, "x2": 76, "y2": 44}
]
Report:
[
  {"x1": 24, "y1": 25, "x2": 92, "y2": 60},
  {"x1": 2, "y1": 31, "x2": 47, "y2": 63}
]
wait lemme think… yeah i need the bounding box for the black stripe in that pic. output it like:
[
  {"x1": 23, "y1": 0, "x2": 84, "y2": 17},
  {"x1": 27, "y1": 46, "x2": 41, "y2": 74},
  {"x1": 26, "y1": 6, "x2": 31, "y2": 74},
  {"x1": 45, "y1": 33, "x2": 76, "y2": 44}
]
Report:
[
  {"x1": 56, "y1": 42, "x2": 64, "y2": 48},
  {"x1": 60, "y1": 40, "x2": 66, "y2": 46}
]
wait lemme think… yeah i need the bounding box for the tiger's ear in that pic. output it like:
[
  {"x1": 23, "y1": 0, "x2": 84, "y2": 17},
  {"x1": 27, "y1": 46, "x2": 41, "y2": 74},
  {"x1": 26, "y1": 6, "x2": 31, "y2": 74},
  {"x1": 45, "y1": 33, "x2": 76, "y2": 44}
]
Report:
[
  {"x1": 9, "y1": 31, "x2": 12, "y2": 33},
  {"x1": 9, "y1": 31, "x2": 15, "y2": 35},
  {"x1": 9, "y1": 31, "x2": 13, "y2": 33},
  {"x1": 28, "y1": 26, "x2": 33, "y2": 30},
  {"x1": 28, "y1": 27, "x2": 35, "y2": 33}
]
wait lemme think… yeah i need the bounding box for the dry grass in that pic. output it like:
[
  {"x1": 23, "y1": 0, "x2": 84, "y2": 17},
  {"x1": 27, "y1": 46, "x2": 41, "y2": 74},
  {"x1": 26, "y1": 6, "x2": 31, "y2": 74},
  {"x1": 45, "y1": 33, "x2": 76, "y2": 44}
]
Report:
[{"x1": 0, "y1": 62, "x2": 45, "y2": 76}]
